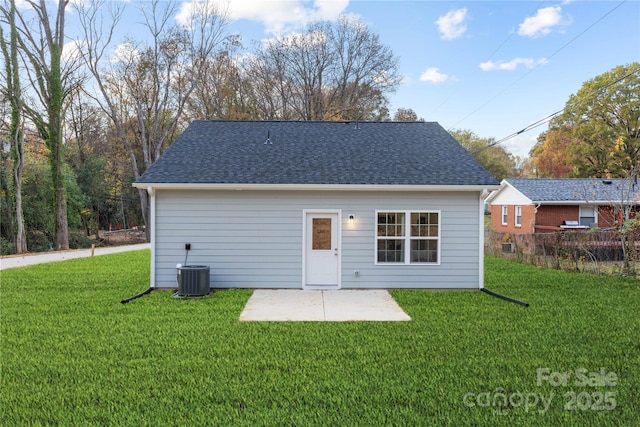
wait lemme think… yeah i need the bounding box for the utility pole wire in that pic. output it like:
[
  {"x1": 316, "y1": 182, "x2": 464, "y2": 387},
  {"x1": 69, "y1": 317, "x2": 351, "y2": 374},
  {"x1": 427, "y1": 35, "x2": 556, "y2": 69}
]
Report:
[
  {"x1": 482, "y1": 64, "x2": 640, "y2": 153},
  {"x1": 428, "y1": 1, "x2": 545, "y2": 118},
  {"x1": 453, "y1": 0, "x2": 629, "y2": 130}
]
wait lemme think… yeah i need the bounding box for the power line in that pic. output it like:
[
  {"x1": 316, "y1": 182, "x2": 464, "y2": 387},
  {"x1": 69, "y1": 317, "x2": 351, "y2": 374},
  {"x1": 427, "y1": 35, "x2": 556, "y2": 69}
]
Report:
[
  {"x1": 484, "y1": 0, "x2": 545, "y2": 62},
  {"x1": 539, "y1": 0, "x2": 628, "y2": 65},
  {"x1": 452, "y1": 0, "x2": 629, "y2": 129},
  {"x1": 428, "y1": 1, "x2": 545, "y2": 118},
  {"x1": 488, "y1": 64, "x2": 640, "y2": 149}
]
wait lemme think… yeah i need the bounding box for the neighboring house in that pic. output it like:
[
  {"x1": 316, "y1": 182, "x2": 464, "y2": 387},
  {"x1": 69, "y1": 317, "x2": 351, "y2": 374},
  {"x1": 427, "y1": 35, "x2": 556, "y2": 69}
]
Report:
[
  {"x1": 134, "y1": 120, "x2": 498, "y2": 290},
  {"x1": 486, "y1": 178, "x2": 640, "y2": 234}
]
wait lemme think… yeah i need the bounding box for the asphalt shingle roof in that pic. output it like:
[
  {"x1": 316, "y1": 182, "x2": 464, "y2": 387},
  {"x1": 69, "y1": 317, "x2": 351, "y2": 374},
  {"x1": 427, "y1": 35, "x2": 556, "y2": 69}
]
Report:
[
  {"x1": 135, "y1": 120, "x2": 498, "y2": 186},
  {"x1": 507, "y1": 178, "x2": 640, "y2": 203}
]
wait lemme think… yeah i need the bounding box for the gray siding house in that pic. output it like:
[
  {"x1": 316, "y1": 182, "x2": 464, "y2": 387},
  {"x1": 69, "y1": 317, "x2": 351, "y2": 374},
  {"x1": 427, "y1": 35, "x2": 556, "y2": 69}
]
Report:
[{"x1": 134, "y1": 120, "x2": 499, "y2": 290}]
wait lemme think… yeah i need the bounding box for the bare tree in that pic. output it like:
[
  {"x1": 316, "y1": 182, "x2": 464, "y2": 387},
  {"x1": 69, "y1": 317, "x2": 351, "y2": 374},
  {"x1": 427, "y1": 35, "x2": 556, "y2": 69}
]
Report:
[
  {"x1": 0, "y1": 0, "x2": 82, "y2": 250},
  {"x1": 325, "y1": 16, "x2": 400, "y2": 120},
  {"x1": 244, "y1": 42, "x2": 296, "y2": 120},
  {"x1": 0, "y1": 0, "x2": 27, "y2": 253},
  {"x1": 184, "y1": 37, "x2": 256, "y2": 121},
  {"x1": 247, "y1": 16, "x2": 400, "y2": 121},
  {"x1": 393, "y1": 108, "x2": 423, "y2": 122},
  {"x1": 76, "y1": 0, "x2": 229, "y2": 239},
  {"x1": 610, "y1": 169, "x2": 640, "y2": 275}
]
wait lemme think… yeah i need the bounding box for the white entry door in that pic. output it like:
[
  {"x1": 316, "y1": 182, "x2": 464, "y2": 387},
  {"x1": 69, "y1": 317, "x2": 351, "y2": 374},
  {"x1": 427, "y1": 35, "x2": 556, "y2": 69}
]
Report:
[{"x1": 304, "y1": 212, "x2": 340, "y2": 288}]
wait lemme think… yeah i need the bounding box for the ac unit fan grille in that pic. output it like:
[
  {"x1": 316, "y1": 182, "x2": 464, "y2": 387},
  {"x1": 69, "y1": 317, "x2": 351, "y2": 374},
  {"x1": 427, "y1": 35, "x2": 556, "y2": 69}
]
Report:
[{"x1": 177, "y1": 265, "x2": 210, "y2": 296}]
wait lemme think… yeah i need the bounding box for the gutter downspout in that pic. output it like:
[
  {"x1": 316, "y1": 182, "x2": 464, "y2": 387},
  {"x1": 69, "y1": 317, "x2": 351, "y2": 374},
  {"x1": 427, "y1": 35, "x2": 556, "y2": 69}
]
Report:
[
  {"x1": 121, "y1": 186, "x2": 156, "y2": 304},
  {"x1": 148, "y1": 186, "x2": 156, "y2": 289},
  {"x1": 480, "y1": 189, "x2": 530, "y2": 307},
  {"x1": 479, "y1": 189, "x2": 490, "y2": 289},
  {"x1": 481, "y1": 288, "x2": 529, "y2": 307},
  {"x1": 533, "y1": 203, "x2": 541, "y2": 233}
]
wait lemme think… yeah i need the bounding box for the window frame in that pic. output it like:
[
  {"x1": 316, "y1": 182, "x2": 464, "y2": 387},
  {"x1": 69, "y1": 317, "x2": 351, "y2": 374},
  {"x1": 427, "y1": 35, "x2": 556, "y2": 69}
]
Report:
[
  {"x1": 501, "y1": 205, "x2": 508, "y2": 225},
  {"x1": 579, "y1": 205, "x2": 597, "y2": 228},
  {"x1": 375, "y1": 210, "x2": 441, "y2": 266},
  {"x1": 515, "y1": 205, "x2": 522, "y2": 227}
]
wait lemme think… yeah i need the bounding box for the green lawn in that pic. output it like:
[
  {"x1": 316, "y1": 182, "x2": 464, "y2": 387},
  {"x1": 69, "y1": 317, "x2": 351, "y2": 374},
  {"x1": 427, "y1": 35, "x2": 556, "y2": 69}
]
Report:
[{"x1": 1, "y1": 251, "x2": 638, "y2": 426}]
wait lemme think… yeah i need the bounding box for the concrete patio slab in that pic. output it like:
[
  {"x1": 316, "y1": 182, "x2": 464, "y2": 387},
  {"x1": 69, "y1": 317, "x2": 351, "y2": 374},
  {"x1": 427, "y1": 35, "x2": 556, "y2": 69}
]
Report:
[{"x1": 239, "y1": 289, "x2": 411, "y2": 322}]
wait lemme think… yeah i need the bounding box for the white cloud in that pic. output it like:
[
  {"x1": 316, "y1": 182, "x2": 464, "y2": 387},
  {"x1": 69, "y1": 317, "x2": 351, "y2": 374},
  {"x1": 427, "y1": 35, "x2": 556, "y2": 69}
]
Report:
[
  {"x1": 518, "y1": 6, "x2": 571, "y2": 38},
  {"x1": 176, "y1": 0, "x2": 226, "y2": 28},
  {"x1": 502, "y1": 134, "x2": 538, "y2": 159},
  {"x1": 269, "y1": 29, "x2": 327, "y2": 49},
  {"x1": 479, "y1": 57, "x2": 548, "y2": 71},
  {"x1": 68, "y1": 0, "x2": 86, "y2": 8},
  {"x1": 435, "y1": 8, "x2": 468, "y2": 40},
  {"x1": 62, "y1": 40, "x2": 87, "y2": 63},
  {"x1": 374, "y1": 70, "x2": 401, "y2": 87},
  {"x1": 419, "y1": 67, "x2": 450, "y2": 84},
  {"x1": 16, "y1": 0, "x2": 85, "y2": 12},
  {"x1": 110, "y1": 42, "x2": 140, "y2": 64},
  {"x1": 62, "y1": 40, "x2": 85, "y2": 64},
  {"x1": 177, "y1": 0, "x2": 349, "y2": 33},
  {"x1": 14, "y1": 0, "x2": 31, "y2": 9}
]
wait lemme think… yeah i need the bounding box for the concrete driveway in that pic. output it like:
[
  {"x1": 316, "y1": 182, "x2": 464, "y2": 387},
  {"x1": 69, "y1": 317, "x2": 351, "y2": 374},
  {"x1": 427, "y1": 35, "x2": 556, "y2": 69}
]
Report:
[{"x1": 0, "y1": 243, "x2": 150, "y2": 271}]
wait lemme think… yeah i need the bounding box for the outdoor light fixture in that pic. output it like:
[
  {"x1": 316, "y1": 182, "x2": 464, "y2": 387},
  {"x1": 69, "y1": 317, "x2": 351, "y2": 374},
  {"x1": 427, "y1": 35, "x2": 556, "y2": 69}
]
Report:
[{"x1": 348, "y1": 214, "x2": 355, "y2": 223}]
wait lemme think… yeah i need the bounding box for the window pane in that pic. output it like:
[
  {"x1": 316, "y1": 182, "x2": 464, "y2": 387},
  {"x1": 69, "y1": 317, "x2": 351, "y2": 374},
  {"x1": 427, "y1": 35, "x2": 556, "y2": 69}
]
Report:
[
  {"x1": 377, "y1": 239, "x2": 404, "y2": 263},
  {"x1": 411, "y1": 239, "x2": 438, "y2": 263},
  {"x1": 411, "y1": 213, "x2": 425, "y2": 236},
  {"x1": 312, "y1": 218, "x2": 331, "y2": 250},
  {"x1": 378, "y1": 212, "x2": 405, "y2": 236},
  {"x1": 580, "y1": 207, "x2": 595, "y2": 227},
  {"x1": 411, "y1": 212, "x2": 438, "y2": 237},
  {"x1": 579, "y1": 216, "x2": 595, "y2": 227},
  {"x1": 581, "y1": 207, "x2": 595, "y2": 216}
]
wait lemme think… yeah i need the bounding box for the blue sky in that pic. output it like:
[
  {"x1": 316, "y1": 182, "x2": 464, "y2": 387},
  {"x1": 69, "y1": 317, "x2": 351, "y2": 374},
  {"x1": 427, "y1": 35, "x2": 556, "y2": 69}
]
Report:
[{"x1": 62, "y1": 0, "x2": 640, "y2": 158}]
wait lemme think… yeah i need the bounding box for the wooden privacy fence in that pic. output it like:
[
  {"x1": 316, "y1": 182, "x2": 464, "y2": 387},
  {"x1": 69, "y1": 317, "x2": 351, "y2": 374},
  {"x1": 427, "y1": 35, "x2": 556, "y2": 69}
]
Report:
[{"x1": 486, "y1": 228, "x2": 640, "y2": 276}]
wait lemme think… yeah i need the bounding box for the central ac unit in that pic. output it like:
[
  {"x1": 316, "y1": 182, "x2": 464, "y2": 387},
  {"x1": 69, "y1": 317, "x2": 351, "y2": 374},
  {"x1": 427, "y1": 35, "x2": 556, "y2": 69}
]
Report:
[{"x1": 177, "y1": 265, "x2": 210, "y2": 296}]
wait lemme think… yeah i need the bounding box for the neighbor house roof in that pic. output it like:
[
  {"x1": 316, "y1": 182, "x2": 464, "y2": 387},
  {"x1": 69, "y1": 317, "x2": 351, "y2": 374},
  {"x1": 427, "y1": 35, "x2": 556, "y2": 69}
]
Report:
[
  {"x1": 489, "y1": 178, "x2": 640, "y2": 204},
  {"x1": 134, "y1": 120, "x2": 498, "y2": 188}
]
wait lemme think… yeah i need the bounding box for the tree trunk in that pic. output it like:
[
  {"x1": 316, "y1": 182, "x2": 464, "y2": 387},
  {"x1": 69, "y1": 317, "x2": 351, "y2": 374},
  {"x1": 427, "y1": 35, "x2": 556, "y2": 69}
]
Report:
[
  {"x1": 49, "y1": 39, "x2": 69, "y2": 251},
  {"x1": 8, "y1": 0, "x2": 72, "y2": 251},
  {"x1": 54, "y1": 181, "x2": 69, "y2": 250},
  {"x1": 138, "y1": 187, "x2": 150, "y2": 242},
  {"x1": 14, "y1": 137, "x2": 27, "y2": 253},
  {"x1": 1, "y1": 0, "x2": 27, "y2": 254},
  {"x1": 50, "y1": 153, "x2": 69, "y2": 251}
]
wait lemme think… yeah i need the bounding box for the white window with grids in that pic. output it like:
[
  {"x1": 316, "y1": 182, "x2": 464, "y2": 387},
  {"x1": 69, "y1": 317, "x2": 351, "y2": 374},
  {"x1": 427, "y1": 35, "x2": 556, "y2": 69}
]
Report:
[
  {"x1": 501, "y1": 205, "x2": 508, "y2": 225},
  {"x1": 376, "y1": 211, "x2": 440, "y2": 265},
  {"x1": 515, "y1": 205, "x2": 522, "y2": 227}
]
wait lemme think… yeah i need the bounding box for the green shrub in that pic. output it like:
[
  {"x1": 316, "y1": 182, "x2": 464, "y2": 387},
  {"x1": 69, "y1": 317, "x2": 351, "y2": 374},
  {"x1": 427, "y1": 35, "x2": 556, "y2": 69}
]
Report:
[{"x1": 0, "y1": 236, "x2": 15, "y2": 255}]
